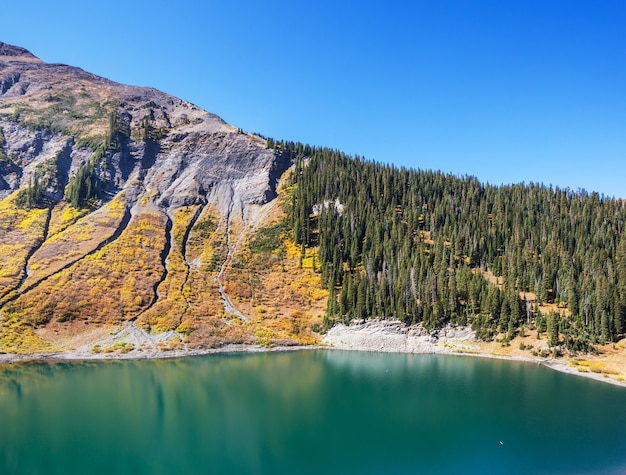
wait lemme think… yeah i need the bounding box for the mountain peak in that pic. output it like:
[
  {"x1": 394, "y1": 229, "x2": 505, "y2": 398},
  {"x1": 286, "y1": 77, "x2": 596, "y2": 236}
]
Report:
[{"x1": 0, "y1": 42, "x2": 40, "y2": 61}]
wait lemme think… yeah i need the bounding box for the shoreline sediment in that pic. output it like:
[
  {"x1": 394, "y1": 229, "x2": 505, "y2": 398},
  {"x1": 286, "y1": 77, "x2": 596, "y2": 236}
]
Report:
[
  {"x1": 322, "y1": 319, "x2": 626, "y2": 388},
  {"x1": 1, "y1": 319, "x2": 625, "y2": 389},
  {"x1": 0, "y1": 343, "x2": 326, "y2": 365}
]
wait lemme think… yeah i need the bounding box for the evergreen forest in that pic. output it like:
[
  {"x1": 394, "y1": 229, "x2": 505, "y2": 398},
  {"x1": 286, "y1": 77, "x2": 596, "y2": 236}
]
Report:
[{"x1": 270, "y1": 139, "x2": 626, "y2": 352}]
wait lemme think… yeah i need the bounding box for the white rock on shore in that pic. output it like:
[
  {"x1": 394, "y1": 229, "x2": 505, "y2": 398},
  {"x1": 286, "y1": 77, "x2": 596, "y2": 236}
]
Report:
[{"x1": 323, "y1": 319, "x2": 479, "y2": 354}]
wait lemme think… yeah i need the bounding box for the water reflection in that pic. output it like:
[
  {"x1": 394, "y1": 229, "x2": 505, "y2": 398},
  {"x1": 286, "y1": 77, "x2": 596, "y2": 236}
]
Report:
[{"x1": 0, "y1": 351, "x2": 625, "y2": 475}]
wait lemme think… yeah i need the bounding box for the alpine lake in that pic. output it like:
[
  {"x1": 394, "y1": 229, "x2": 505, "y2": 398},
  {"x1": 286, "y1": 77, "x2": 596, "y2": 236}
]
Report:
[{"x1": 1, "y1": 350, "x2": 625, "y2": 475}]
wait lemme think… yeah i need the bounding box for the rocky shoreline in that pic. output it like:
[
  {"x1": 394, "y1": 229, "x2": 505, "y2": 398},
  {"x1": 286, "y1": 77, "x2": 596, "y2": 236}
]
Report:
[
  {"x1": 322, "y1": 319, "x2": 478, "y2": 354},
  {"x1": 1, "y1": 319, "x2": 625, "y2": 389},
  {"x1": 0, "y1": 343, "x2": 327, "y2": 364},
  {"x1": 322, "y1": 319, "x2": 626, "y2": 388}
]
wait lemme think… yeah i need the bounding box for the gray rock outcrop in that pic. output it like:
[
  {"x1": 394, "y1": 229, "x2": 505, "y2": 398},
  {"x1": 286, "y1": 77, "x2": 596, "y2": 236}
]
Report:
[{"x1": 0, "y1": 41, "x2": 290, "y2": 218}]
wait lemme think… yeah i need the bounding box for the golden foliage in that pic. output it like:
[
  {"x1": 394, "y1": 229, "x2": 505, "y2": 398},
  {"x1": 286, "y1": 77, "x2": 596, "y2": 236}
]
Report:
[
  {"x1": 5, "y1": 209, "x2": 166, "y2": 326},
  {"x1": 47, "y1": 201, "x2": 89, "y2": 237},
  {"x1": 137, "y1": 205, "x2": 221, "y2": 333},
  {"x1": 0, "y1": 316, "x2": 54, "y2": 354},
  {"x1": 25, "y1": 195, "x2": 128, "y2": 286},
  {"x1": 0, "y1": 194, "x2": 49, "y2": 300},
  {"x1": 0, "y1": 181, "x2": 329, "y2": 352},
  {"x1": 224, "y1": 205, "x2": 326, "y2": 347}
]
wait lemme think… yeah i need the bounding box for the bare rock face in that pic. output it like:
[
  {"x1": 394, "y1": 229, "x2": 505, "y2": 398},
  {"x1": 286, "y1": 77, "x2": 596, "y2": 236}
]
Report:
[
  {"x1": 0, "y1": 41, "x2": 290, "y2": 219},
  {"x1": 323, "y1": 320, "x2": 479, "y2": 354}
]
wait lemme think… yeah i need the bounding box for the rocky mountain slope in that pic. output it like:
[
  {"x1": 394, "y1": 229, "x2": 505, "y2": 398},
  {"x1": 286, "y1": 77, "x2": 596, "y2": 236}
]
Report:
[{"x1": 0, "y1": 42, "x2": 324, "y2": 354}]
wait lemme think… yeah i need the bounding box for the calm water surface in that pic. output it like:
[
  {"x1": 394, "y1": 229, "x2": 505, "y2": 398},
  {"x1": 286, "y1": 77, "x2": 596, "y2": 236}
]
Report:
[{"x1": 1, "y1": 351, "x2": 625, "y2": 475}]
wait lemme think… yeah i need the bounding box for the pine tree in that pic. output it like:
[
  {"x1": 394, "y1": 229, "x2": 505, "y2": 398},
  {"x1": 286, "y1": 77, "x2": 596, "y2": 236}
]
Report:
[{"x1": 547, "y1": 313, "x2": 559, "y2": 348}]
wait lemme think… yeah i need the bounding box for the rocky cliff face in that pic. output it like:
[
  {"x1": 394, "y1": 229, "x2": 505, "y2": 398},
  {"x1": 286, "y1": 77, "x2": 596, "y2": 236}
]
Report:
[
  {"x1": 0, "y1": 42, "x2": 320, "y2": 354},
  {"x1": 0, "y1": 42, "x2": 289, "y2": 210}
]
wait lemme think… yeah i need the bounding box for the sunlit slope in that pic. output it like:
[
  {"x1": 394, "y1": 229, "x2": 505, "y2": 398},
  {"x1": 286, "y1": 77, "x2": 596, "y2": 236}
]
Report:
[{"x1": 0, "y1": 42, "x2": 321, "y2": 353}]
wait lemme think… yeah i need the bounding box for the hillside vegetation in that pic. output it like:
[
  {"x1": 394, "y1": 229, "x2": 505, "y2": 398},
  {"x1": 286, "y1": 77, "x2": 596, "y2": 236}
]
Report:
[
  {"x1": 0, "y1": 43, "x2": 317, "y2": 353},
  {"x1": 1, "y1": 43, "x2": 625, "y2": 366},
  {"x1": 273, "y1": 140, "x2": 626, "y2": 356}
]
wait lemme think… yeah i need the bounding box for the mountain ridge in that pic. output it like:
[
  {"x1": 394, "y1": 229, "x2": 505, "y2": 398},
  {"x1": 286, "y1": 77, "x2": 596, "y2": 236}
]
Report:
[
  {"x1": 0, "y1": 42, "x2": 40, "y2": 61},
  {"x1": 2, "y1": 43, "x2": 626, "y2": 388},
  {"x1": 0, "y1": 41, "x2": 322, "y2": 353}
]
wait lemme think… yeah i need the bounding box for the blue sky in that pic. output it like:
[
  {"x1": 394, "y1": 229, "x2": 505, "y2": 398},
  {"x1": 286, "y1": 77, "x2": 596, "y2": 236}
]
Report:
[{"x1": 2, "y1": 0, "x2": 625, "y2": 196}]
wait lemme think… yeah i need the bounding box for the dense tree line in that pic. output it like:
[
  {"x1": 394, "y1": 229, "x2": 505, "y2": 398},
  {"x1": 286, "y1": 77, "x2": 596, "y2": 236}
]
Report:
[{"x1": 270, "y1": 140, "x2": 626, "y2": 350}]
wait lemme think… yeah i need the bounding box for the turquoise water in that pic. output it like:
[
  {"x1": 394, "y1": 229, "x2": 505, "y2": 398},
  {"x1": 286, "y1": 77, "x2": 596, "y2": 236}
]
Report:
[{"x1": 1, "y1": 351, "x2": 625, "y2": 474}]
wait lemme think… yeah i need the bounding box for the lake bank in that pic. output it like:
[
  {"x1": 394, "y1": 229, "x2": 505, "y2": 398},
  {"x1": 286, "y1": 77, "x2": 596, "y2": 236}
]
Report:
[
  {"x1": 322, "y1": 319, "x2": 626, "y2": 388},
  {"x1": 0, "y1": 343, "x2": 325, "y2": 364},
  {"x1": 2, "y1": 318, "x2": 625, "y2": 388}
]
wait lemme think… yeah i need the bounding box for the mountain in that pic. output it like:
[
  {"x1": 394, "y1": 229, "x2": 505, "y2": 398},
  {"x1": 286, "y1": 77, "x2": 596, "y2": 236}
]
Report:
[
  {"x1": 0, "y1": 42, "x2": 323, "y2": 353},
  {"x1": 1, "y1": 43, "x2": 625, "y2": 380}
]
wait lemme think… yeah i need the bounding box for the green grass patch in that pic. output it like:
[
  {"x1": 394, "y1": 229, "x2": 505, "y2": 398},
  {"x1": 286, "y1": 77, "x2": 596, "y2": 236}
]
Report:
[{"x1": 249, "y1": 220, "x2": 290, "y2": 254}]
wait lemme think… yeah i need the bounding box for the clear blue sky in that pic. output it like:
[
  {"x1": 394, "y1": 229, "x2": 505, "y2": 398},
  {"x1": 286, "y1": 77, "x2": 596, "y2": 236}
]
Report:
[{"x1": 2, "y1": 0, "x2": 625, "y2": 196}]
